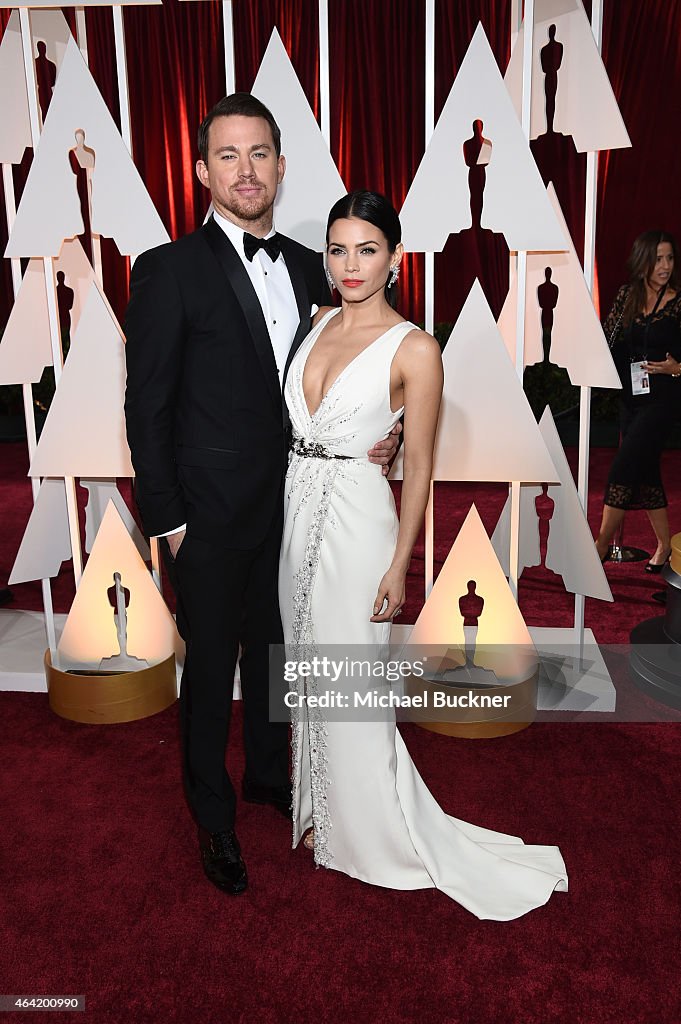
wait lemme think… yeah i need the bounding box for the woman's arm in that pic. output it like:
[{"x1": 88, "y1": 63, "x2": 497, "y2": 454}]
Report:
[
  {"x1": 371, "y1": 330, "x2": 443, "y2": 621},
  {"x1": 602, "y1": 284, "x2": 629, "y2": 340}
]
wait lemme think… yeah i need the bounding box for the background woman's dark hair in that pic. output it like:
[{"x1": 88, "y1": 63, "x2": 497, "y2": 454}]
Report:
[
  {"x1": 198, "y1": 93, "x2": 281, "y2": 162},
  {"x1": 623, "y1": 230, "x2": 679, "y2": 325},
  {"x1": 326, "y1": 190, "x2": 402, "y2": 309}
]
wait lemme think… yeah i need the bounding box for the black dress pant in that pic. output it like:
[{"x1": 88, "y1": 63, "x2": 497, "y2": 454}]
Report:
[{"x1": 163, "y1": 525, "x2": 288, "y2": 833}]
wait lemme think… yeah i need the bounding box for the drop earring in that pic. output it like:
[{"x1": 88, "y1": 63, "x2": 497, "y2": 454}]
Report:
[
  {"x1": 325, "y1": 267, "x2": 335, "y2": 290},
  {"x1": 388, "y1": 264, "x2": 400, "y2": 288}
]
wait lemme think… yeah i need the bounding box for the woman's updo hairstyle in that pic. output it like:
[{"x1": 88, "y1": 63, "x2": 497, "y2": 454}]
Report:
[{"x1": 326, "y1": 190, "x2": 402, "y2": 309}]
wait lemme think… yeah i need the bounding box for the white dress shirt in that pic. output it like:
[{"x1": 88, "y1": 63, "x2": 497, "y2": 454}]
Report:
[
  {"x1": 158, "y1": 211, "x2": 301, "y2": 539},
  {"x1": 213, "y1": 210, "x2": 300, "y2": 384}
]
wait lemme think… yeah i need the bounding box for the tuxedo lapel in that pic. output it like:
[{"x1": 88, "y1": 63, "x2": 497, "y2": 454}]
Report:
[
  {"x1": 280, "y1": 235, "x2": 314, "y2": 386},
  {"x1": 203, "y1": 217, "x2": 281, "y2": 412}
]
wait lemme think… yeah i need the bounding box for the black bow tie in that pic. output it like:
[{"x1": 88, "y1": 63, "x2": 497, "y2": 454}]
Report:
[{"x1": 243, "y1": 232, "x2": 281, "y2": 263}]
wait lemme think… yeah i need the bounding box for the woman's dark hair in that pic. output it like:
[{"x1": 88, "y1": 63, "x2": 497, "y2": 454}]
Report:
[
  {"x1": 198, "y1": 93, "x2": 281, "y2": 162},
  {"x1": 326, "y1": 191, "x2": 402, "y2": 308},
  {"x1": 623, "y1": 230, "x2": 679, "y2": 325}
]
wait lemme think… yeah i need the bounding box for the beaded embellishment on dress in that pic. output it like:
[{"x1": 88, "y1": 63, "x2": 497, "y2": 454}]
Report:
[{"x1": 288, "y1": 458, "x2": 338, "y2": 867}]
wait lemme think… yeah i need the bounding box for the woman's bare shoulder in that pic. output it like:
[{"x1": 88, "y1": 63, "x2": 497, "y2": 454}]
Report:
[{"x1": 399, "y1": 327, "x2": 442, "y2": 359}]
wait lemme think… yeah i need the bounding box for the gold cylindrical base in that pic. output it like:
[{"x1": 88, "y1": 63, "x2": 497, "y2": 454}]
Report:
[
  {"x1": 45, "y1": 650, "x2": 177, "y2": 724},
  {"x1": 405, "y1": 670, "x2": 536, "y2": 740}
]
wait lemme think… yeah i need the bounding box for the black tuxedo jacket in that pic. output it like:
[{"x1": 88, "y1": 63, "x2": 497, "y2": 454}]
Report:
[{"x1": 124, "y1": 215, "x2": 330, "y2": 548}]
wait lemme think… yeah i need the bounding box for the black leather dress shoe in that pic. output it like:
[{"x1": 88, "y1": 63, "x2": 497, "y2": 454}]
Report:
[
  {"x1": 242, "y1": 779, "x2": 292, "y2": 819},
  {"x1": 198, "y1": 828, "x2": 248, "y2": 895}
]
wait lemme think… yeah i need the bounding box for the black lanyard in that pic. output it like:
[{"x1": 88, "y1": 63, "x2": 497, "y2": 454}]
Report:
[{"x1": 629, "y1": 284, "x2": 667, "y2": 362}]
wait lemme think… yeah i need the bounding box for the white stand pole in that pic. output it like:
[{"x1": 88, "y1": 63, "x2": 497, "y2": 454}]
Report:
[
  {"x1": 511, "y1": 0, "x2": 522, "y2": 51},
  {"x1": 222, "y1": 1, "x2": 235, "y2": 95},
  {"x1": 43, "y1": 256, "x2": 83, "y2": 585},
  {"x1": 508, "y1": 0, "x2": 535, "y2": 600},
  {"x1": 111, "y1": 2, "x2": 162, "y2": 591},
  {"x1": 318, "y1": 0, "x2": 330, "y2": 146},
  {"x1": 575, "y1": 0, "x2": 604, "y2": 659},
  {"x1": 2, "y1": 160, "x2": 57, "y2": 655},
  {"x1": 112, "y1": 7, "x2": 132, "y2": 155},
  {"x1": 75, "y1": 8, "x2": 88, "y2": 62},
  {"x1": 19, "y1": 7, "x2": 83, "y2": 590},
  {"x1": 506, "y1": 0, "x2": 525, "y2": 584},
  {"x1": 424, "y1": 0, "x2": 435, "y2": 598}
]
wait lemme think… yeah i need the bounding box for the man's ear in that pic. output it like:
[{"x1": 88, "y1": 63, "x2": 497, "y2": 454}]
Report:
[
  {"x1": 277, "y1": 154, "x2": 286, "y2": 185},
  {"x1": 196, "y1": 160, "x2": 210, "y2": 189}
]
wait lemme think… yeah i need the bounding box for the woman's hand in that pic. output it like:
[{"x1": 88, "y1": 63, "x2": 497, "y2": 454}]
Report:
[
  {"x1": 371, "y1": 566, "x2": 406, "y2": 622},
  {"x1": 644, "y1": 352, "x2": 681, "y2": 377}
]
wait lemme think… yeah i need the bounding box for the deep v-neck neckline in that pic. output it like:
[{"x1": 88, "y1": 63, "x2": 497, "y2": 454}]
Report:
[{"x1": 300, "y1": 308, "x2": 403, "y2": 420}]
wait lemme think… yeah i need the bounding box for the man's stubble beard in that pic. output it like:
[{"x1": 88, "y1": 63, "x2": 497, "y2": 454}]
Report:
[{"x1": 224, "y1": 187, "x2": 275, "y2": 224}]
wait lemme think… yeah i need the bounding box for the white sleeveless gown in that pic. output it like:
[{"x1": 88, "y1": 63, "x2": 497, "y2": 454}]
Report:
[{"x1": 279, "y1": 308, "x2": 568, "y2": 920}]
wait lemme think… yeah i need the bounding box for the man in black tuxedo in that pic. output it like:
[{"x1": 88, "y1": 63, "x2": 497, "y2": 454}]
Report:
[{"x1": 124, "y1": 94, "x2": 397, "y2": 895}]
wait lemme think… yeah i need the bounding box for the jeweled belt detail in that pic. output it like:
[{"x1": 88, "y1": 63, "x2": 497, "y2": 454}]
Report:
[{"x1": 291, "y1": 437, "x2": 353, "y2": 460}]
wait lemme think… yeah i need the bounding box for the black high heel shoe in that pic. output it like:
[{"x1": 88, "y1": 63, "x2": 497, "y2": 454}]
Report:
[{"x1": 645, "y1": 551, "x2": 671, "y2": 574}]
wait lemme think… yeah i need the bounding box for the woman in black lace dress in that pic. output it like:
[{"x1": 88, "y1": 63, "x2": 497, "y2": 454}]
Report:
[{"x1": 595, "y1": 231, "x2": 681, "y2": 571}]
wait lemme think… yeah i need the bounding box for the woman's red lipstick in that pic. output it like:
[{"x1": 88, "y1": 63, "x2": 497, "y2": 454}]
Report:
[{"x1": 342, "y1": 279, "x2": 364, "y2": 287}]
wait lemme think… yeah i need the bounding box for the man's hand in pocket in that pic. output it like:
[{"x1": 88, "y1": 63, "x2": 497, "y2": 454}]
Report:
[{"x1": 167, "y1": 529, "x2": 186, "y2": 560}]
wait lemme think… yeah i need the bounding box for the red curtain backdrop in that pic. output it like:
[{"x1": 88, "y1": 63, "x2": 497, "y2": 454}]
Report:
[
  {"x1": 2, "y1": 0, "x2": 681, "y2": 332},
  {"x1": 596, "y1": 3, "x2": 681, "y2": 316}
]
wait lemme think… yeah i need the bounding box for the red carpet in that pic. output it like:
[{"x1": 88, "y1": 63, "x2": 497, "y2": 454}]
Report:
[
  {"x1": 1, "y1": 696, "x2": 680, "y2": 1024},
  {"x1": 2, "y1": 443, "x2": 681, "y2": 1023}
]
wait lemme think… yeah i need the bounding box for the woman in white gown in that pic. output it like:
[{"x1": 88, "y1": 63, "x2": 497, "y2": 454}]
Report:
[{"x1": 279, "y1": 191, "x2": 567, "y2": 920}]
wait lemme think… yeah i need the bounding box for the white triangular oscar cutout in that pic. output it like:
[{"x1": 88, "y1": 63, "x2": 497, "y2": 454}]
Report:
[
  {"x1": 406, "y1": 505, "x2": 535, "y2": 679},
  {"x1": 392, "y1": 280, "x2": 558, "y2": 483},
  {"x1": 82, "y1": 480, "x2": 150, "y2": 560},
  {"x1": 56, "y1": 236, "x2": 104, "y2": 331},
  {"x1": 56, "y1": 501, "x2": 179, "y2": 672},
  {"x1": 505, "y1": 0, "x2": 630, "y2": 152},
  {"x1": 0, "y1": 260, "x2": 53, "y2": 384},
  {"x1": 252, "y1": 29, "x2": 345, "y2": 251},
  {"x1": 400, "y1": 23, "x2": 567, "y2": 253},
  {"x1": 29, "y1": 281, "x2": 133, "y2": 477},
  {"x1": 491, "y1": 407, "x2": 613, "y2": 601},
  {"x1": 8, "y1": 478, "x2": 71, "y2": 584},
  {"x1": 497, "y1": 184, "x2": 621, "y2": 387},
  {"x1": 539, "y1": 407, "x2": 612, "y2": 599},
  {"x1": 0, "y1": 10, "x2": 70, "y2": 162},
  {"x1": 6, "y1": 37, "x2": 168, "y2": 258},
  {"x1": 0, "y1": 12, "x2": 31, "y2": 162},
  {"x1": 0, "y1": 238, "x2": 107, "y2": 386},
  {"x1": 29, "y1": 10, "x2": 72, "y2": 63}
]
